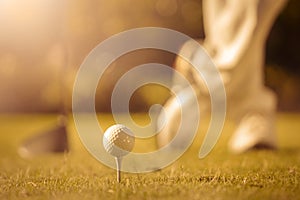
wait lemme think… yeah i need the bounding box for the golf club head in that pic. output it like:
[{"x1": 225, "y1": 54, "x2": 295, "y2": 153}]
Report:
[{"x1": 18, "y1": 118, "x2": 69, "y2": 159}]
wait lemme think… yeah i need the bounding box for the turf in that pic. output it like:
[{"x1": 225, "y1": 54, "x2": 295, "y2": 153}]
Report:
[{"x1": 0, "y1": 113, "x2": 299, "y2": 199}]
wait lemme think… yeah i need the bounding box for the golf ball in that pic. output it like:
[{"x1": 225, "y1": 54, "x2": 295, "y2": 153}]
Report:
[{"x1": 103, "y1": 124, "x2": 135, "y2": 158}]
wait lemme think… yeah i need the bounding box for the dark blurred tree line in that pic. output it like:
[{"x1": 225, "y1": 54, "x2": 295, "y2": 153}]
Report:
[{"x1": 266, "y1": 0, "x2": 300, "y2": 111}]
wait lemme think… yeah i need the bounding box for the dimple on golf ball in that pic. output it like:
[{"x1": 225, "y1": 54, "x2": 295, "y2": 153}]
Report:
[{"x1": 103, "y1": 124, "x2": 135, "y2": 158}]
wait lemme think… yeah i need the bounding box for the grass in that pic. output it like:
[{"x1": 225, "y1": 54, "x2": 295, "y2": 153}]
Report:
[{"x1": 0, "y1": 113, "x2": 299, "y2": 199}]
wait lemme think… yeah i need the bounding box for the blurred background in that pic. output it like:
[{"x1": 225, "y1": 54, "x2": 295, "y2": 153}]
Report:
[{"x1": 0, "y1": 0, "x2": 299, "y2": 113}]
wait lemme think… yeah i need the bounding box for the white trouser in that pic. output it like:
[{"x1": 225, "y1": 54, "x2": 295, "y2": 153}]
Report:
[{"x1": 156, "y1": 0, "x2": 287, "y2": 153}]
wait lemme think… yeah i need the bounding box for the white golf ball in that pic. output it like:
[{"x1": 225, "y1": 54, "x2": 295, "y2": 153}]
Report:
[{"x1": 103, "y1": 124, "x2": 135, "y2": 158}]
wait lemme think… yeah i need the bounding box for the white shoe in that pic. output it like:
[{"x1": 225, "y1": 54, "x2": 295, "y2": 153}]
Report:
[{"x1": 229, "y1": 112, "x2": 277, "y2": 154}]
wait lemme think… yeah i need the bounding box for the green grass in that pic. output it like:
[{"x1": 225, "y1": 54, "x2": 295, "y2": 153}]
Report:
[{"x1": 0, "y1": 113, "x2": 299, "y2": 199}]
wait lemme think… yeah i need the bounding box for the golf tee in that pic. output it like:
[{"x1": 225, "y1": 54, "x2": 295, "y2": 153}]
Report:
[{"x1": 115, "y1": 157, "x2": 122, "y2": 183}]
